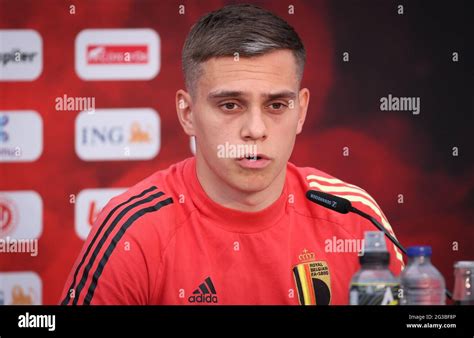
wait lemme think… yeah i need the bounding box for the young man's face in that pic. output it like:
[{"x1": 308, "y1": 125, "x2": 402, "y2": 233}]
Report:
[{"x1": 177, "y1": 49, "x2": 309, "y2": 194}]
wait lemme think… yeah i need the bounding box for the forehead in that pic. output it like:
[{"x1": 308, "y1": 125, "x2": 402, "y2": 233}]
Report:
[{"x1": 196, "y1": 49, "x2": 299, "y2": 97}]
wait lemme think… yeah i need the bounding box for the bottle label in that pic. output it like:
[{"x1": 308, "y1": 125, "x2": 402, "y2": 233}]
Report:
[{"x1": 350, "y1": 283, "x2": 399, "y2": 305}]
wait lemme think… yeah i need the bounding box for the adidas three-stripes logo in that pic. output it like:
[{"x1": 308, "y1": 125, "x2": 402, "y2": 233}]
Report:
[
  {"x1": 188, "y1": 277, "x2": 218, "y2": 303},
  {"x1": 61, "y1": 185, "x2": 173, "y2": 305}
]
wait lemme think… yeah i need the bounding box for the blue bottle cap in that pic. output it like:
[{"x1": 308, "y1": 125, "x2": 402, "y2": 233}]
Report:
[{"x1": 407, "y1": 246, "x2": 432, "y2": 257}]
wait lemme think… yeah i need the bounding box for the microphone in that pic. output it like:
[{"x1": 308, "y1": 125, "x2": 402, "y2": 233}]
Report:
[
  {"x1": 306, "y1": 189, "x2": 454, "y2": 300},
  {"x1": 306, "y1": 190, "x2": 352, "y2": 214},
  {"x1": 306, "y1": 190, "x2": 407, "y2": 255}
]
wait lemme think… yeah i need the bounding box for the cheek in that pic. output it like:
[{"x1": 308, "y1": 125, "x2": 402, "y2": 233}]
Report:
[
  {"x1": 269, "y1": 117, "x2": 298, "y2": 151},
  {"x1": 194, "y1": 106, "x2": 218, "y2": 136},
  {"x1": 194, "y1": 108, "x2": 233, "y2": 155},
  {"x1": 271, "y1": 114, "x2": 299, "y2": 137}
]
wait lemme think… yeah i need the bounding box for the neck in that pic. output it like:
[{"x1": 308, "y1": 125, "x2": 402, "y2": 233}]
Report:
[{"x1": 196, "y1": 156, "x2": 286, "y2": 212}]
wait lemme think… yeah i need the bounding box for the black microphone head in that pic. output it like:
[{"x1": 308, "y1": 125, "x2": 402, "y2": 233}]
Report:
[{"x1": 305, "y1": 190, "x2": 352, "y2": 214}]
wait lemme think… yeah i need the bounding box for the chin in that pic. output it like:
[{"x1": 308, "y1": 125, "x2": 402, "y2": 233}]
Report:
[{"x1": 229, "y1": 174, "x2": 273, "y2": 193}]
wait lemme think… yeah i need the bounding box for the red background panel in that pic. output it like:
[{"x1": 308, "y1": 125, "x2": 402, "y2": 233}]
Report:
[{"x1": 0, "y1": 0, "x2": 472, "y2": 304}]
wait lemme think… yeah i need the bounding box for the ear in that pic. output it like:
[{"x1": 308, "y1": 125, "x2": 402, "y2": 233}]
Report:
[
  {"x1": 176, "y1": 89, "x2": 195, "y2": 136},
  {"x1": 296, "y1": 88, "x2": 310, "y2": 135}
]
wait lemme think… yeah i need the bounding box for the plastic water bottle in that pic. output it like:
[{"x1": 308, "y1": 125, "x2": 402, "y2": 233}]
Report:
[
  {"x1": 400, "y1": 246, "x2": 446, "y2": 305},
  {"x1": 349, "y1": 231, "x2": 399, "y2": 305},
  {"x1": 453, "y1": 261, "x2": 474, "y2": 305}
]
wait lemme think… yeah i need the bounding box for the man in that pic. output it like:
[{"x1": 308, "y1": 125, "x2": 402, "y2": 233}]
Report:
[{"x1": 61, "y1": 4, "x2": 404, "y2": 305}]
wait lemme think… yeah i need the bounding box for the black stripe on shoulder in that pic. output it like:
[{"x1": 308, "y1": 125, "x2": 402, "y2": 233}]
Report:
[
  {"x1": 72, "y1": 191, "x2": 166, "y2": 305},
  {"x1": 61, "y1": 186, "x2": 158, "y2": 305},
  {"x1": 83, "y1": 196, "x2": 174, "y2": 305}
]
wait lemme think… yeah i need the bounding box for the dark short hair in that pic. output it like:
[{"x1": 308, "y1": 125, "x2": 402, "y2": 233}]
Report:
[{"x1": 182, "y1": 4, "x2": 306, "y2": 94}]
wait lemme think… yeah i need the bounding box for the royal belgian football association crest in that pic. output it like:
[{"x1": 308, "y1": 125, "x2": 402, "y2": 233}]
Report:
[{"x1": 292, "y1": 249, "x2": 331, "y2": 305}]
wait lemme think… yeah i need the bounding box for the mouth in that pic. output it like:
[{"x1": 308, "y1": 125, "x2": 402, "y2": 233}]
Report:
[
  {"x1": 237, "y1": 153, "x2": 269, "y2": 160},
  {"x1": 236, "y1": 154, "x2": 271, "y2": 169}
]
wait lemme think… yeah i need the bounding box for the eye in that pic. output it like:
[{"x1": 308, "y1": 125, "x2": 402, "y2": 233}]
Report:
[
  {"x1": 225, "y1": 103, "x2": 237, "y2": 109},
  {"x1": 220, "y1": 102, "x2": 241, "y2": 112},
  {"x1": 268, "y1": 102, "x2": 288, "y2": 111}
]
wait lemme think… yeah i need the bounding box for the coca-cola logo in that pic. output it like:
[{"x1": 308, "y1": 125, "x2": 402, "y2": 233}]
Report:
[
  {"x1": 86, "y1": 45, "x2": 148, "y2": 64},
  {"x1": 75, "y1": 29, "x2": 160, "y2": 80}
]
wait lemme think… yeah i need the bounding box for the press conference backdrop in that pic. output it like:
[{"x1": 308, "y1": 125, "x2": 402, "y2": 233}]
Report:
[{"x1": 0, "y1": 0, "x2": 472, "y2": 305}]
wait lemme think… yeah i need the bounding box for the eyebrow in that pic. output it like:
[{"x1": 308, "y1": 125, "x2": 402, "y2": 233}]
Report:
[{"x1": 208, "y1": 90, "x2": 297, "y2": 101}]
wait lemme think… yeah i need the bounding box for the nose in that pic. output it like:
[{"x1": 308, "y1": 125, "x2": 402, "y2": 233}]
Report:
[{"x1": 240, "y1": 108, "x2": 267, "y2": 141}]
